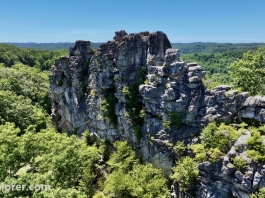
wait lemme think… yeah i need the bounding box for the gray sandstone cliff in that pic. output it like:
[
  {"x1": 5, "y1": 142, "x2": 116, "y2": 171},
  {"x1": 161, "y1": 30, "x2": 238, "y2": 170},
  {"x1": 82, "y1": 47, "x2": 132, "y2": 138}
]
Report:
[{"x1": 49, "y1": 30, "x2": 265, "y2": 197}]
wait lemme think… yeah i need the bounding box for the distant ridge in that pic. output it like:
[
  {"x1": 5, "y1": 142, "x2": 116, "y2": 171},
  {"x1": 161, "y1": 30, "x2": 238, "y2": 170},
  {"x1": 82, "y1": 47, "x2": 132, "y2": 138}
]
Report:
[
  {"x1": 2, "y1": 42, "x2": 265, "y2": 54},
  {"x1": 2, "y1": 42, "x2": 103, "y2": 51},
  {"x1": 171, "y1": 42, "x2": 265, "y2": 54}
]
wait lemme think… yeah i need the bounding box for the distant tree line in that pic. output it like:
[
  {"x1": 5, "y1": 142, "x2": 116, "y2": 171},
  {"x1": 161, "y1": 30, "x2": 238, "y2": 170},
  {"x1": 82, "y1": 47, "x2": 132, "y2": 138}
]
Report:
[{"x1": 0, "y1": 44, "x2": 67, "y2": 70}]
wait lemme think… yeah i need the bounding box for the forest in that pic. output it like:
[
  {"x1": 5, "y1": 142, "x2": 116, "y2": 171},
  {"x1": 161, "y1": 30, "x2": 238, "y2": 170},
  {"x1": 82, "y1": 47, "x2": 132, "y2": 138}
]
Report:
[{"x1": 0, "y1": 43, "x2": 265, "y2": 197}]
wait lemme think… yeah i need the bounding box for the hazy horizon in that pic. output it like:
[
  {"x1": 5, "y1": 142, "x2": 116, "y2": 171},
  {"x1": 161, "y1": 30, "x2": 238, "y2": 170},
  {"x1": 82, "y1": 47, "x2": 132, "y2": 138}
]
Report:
[{"x1": 3, "y1": 41, "x2": 265, "y2": 44}]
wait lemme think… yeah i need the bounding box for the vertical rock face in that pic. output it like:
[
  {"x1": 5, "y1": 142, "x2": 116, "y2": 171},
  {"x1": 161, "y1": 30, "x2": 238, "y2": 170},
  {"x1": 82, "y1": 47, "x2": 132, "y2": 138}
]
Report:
[{"x1": 50, "y1": 30, "x2": 265, "y2": 177}]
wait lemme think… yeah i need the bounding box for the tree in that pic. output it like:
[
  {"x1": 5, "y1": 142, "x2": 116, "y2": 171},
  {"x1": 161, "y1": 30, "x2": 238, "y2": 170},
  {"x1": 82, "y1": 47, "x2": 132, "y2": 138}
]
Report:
[
  {"x1": 0, "y1": 123, "x2": 21, "y2": 181},
  {"x1": 229, "y1": 48, "x2": 265, "y2": 95},
  {"x1": 107, "y1": 141, "x2": 138, "y2": 172},
  {"x1": 0, "y1": 90, "x2": 47, "y2": 133},
  {"x1": 102, "y1": 141, "x2": 170, "y2": 198},
  {"x1": 0, "y1": 63, "x2": 51, "y2": 113}
]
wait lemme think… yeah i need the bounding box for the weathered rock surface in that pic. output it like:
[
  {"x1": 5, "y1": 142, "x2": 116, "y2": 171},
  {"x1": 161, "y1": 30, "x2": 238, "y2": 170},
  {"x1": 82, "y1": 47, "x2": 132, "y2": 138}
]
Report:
[
  {"x1": 50, "y1": 30, "x2": 265, "y2": 197},
  {"x1": 196, "y1": 130, "x2": 265, "y2": 198}
]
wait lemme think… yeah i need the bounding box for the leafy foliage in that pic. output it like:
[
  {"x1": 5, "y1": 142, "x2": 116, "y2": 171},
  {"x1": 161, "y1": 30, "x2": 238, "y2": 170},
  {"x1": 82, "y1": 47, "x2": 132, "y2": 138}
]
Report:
[
  {"x1": 107, "y1": 141, "x2": 138, "y2": 172},
  {"x1": 0, "y1": 123, "x2": 21, "y2": 181},
  {"x1": 100, "y1": 91, "x2": 118, "y2": 126},
  {"x1": 0, "y1": 124, "x2": 103, "y2": 197},
  {"x1": 102, "y1": 141, "x2": 170, "y2": 198},
  {"x1": 191, "y1": 123, "x2": 241, "y2": 162},
  {"x1": 122, "y1": 67, "x2": 146, "y2": 141},
  {"x1": 171, "y1": 156, "x2": 198, "y2": 190},
  {"x1": 0, "y1": 44, "x2": 67, "y2": 70},
  {"x1": 231, "y1": 156, "x2": 247, "y2": 172},
  {"x1": 229, "y1": 48, "x2": 265, "y2": 95},
  {"x1": 0, "y1": 90, "x2": 47, "y2": 133},
  {"x1": 173, "y1": 141, "x2": 187, "y2": 157},
  {"x1": 172, "y1": 43, "x2": 265, "y2": 55},
  {"x1": 246, "y1": 126, "x2": 265, "y2": 161},
  {"x1": 201, "y1": 123, "x2": 240, "y2": 152},
  {"x1": 0, "y1": 63, "x2": 51, "y2": 113},
  {"x1": 251, "y1": 187, "x2": 265, "y2": 198},
  {"x1": 163, "y1": 112, "x2": 183, "y2": 131}
]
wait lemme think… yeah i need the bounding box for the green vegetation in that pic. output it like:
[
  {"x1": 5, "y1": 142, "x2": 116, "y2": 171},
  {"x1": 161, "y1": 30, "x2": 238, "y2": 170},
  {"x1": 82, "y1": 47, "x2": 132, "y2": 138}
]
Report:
[
  {"x1": 1, "y1": 121, "x2": 170, "y2": 197},
  {"x1": 190, "y1": 123, "x2": 241, "y2": 162},
  {"x1": 231, "y1": 156, "x2": 247, "y2": 171},
  {"x1": 90, "y1": 89, "x2": 96, "y2": 96},
  {"x1": 0, "y1": 63, "x2": 51, "y2": 113},
  {"x1": 229, "y1": 48, "x2": 265, "y2": 95},
  {"x1": 181, "y1": 50, "x2": 244, "y2": 87},
  {"x1": 99, "y1": 141, "x2": 170, "y2": 198},
  {"x1": 163, "y1": 111, "x2": 183, "y2": 131},
  {"x1": 180, "y1": 45, "x2": 265, "y2": 92},
  {"x1": 171, "y1": 156, "x2": 198, "y2": 191},
  {"x1": 122, "y1": 67, "x2": 146, "y2": 141},
  {"x1": 100, "y1": 91, "x2": 118, "y2": 126},
  {"x1": 172, "y1": 42, "x2": 265, "y2": 54},
  {"x1": 251, "y1": 188, "x2": 265, "y2": 198},
  {"x1": 246, "y1": 126, "x2": 265, "y2": 161},
  {"x1": 0, "y1": 123, "x2": 102, "y2": 197},
  {"x1": 0, "y1": 44, "x2": 67, "y2": 70},
  {"x1": 0, "y1": 91, "x2": 47, "y2": 133},
  {"x1": 4, "y1": 42, "x2": 103, "y2": 51},
  {"x1": 173, "y1": 141, "x2": 187, "y2": 157}
]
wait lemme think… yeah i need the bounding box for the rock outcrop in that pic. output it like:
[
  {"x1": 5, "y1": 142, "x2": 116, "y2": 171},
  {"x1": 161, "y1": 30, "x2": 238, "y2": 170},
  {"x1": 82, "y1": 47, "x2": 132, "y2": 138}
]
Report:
[
  {"x1": 50, "y1": 30, "x2": 265, "y2": 197},
  {"x1": 196, "y1": 130, "x2": 265, "y2": 198}
]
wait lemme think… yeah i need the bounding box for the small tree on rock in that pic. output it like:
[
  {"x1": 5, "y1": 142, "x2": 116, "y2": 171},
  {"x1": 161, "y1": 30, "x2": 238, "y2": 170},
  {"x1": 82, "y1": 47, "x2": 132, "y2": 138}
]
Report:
[{"x1": 229, "y1": 48, "x2": 265, "y2": 95}]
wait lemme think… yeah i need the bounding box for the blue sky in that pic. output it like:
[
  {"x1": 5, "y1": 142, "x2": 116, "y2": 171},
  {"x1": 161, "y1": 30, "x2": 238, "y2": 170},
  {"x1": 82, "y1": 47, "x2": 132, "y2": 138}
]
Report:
[{"x1": 1, "y1": 0, "x2": 265, "y2": 43}]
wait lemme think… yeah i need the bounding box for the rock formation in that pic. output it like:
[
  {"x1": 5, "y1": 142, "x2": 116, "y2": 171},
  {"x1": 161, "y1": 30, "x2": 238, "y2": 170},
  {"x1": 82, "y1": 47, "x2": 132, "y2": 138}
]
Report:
[{"x1": 50, "y1": 30, "x2": 265, "y2": 197}]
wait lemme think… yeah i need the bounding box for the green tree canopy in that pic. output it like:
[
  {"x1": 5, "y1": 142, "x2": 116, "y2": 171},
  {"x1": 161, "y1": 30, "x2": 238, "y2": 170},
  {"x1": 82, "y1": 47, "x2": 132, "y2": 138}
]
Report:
[
  {"x1": 229, "y1": 48, "x2": 265, "y2": 95},
  {"x1": 0, "y1": 90, "x2": 48, "y2": 133},
  {"x1": 0, "y1": 63, "x2": 51, "y2": 113}
]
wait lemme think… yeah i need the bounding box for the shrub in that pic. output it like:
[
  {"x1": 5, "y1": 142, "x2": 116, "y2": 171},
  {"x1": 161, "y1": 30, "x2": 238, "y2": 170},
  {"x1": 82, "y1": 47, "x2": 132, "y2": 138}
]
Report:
[
  {"x1": 251, "y1": 187, "x2": 265, "y2": 198},
  {"x1": 207, "y1": 148, "x2": 223, "y2": 162},
  {"x1": 173, "y1": 141, "x2": 186, "y2": 157},
  {"x1": 100, "y1": 91, "x2": 117, "y2": 127},
  {"x1": 83, "y1": 130, "x2": 93, "y2": 146},
  {"x1": 191, "y1": 122, "x2": 241, "y2": 162},
  {"x1": 171, "y1": 156, "x2": 198, "y2": 190},
  {"x1": 90, "y1": 89, "x2": 96, "y2": 96},
  {"x1": 229, "y1": 48, "x2": 265, "y2": 95},
  {"x1": 201, "y1": 122, "x2": 241, "y2": 153},
  {"x1": 103, "y1": 141, "x2": 170, "y2": 197},
  {"x1": 107, "y1": 141, "x2": 138, "y2": 172},
  {"x1": 190, "y1": 144, "x2": 207, "y2": 162},
  {"x1": 122, "y1": 68, "x2": 146, "y2": 141},
  {"x1": 231, "y1": 156, "x2": 247, "y2": 171},
  {"x1": 246, "y1": 127, "x2": 265, "y2": 161},
  {"x1": 163, "y1": 112, "x2": 183, "y2": 131}
]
